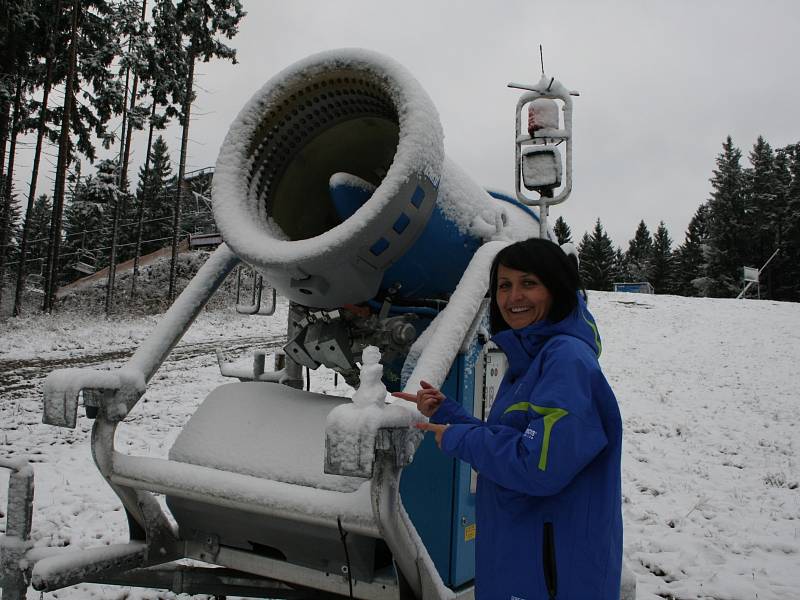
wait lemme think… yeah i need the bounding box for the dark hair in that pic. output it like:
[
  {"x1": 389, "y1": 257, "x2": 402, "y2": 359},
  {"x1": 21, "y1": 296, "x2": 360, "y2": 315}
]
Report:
[{"x1": 488, "y1": 238, "x2": 585, "y2": 333}]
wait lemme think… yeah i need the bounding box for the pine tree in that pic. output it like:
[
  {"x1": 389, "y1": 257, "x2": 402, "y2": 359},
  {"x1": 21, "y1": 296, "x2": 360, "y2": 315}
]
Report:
[
  {"x1": 42, "y1": 0, "x2": 81, "y2": 311},
  {"x1": 623, "y1": 220, "x2": 653, "y2": 282},
  {"x1": 164, "y1": 0, "x2": 245, "y2": 303},
  {"x1": 705, "y1": 136, "x2": 747, "y2": 297},
  {"x1": 136, "y1": 135, "x2": 174, "y2": 253},
  {"x1": 13, "y1": 0, "x2": 63, "y2": 315},
  {"x1": 0, "y1": 0, "x2": 43, "y2": 307},
  {"x1": 743, "y1": 136, "x2": 778, "y2": 293},
  {"x1": 612, "y1": 246, "x2": 625, "y2": 285},
  {"x1": 766, "y1": 146, "x2": 793, "y2": 300},
  {"x1": 553, "y1": 216, "x2": 572, "y2": 245},
  {"x1": 780, "y1": 144, "x2": 800, "y2": 301},
  {"x1": 128, "y1": 0, "x2": 191, "y2": 298},
  {"x1": 650, "y1": 221, "x2": 674, "y2": 294},
  {"x1": 42, "y1": 0, "x2": 132, "y2": 311},
  {"x1": 673, "y1": 204, "x2": 710, "y2": 296},
  {"x1": 0, "y1": 181, "x2": 22, "y2": 286},
  {"x1": 578, "y1": 219, "x2": 616, "y2": 291},
  {"x1": 21, "y1": 194, "x2": 53, "y2": 279},
  {"x1": 62, "y1": 176, "x2": 108, "y2": 281},
  {"x1": 0, "y1": 81, "x2": 26, "y2": 306}
]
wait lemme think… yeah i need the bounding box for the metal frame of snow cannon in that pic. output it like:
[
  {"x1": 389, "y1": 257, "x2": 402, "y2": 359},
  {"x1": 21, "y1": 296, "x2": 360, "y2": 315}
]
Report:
[
  {"x1": 509, "y1": 75, "x2": 579, "y2": 239},
  {"x1": 235, "y1": 263, "x2": 277, "y2": 315},
  {"x1": 0, "y1": 459, "x2": 35, "y2": 600},
  {"x1": 0, "y1": 242, "x2": 501, "y2": 600}
]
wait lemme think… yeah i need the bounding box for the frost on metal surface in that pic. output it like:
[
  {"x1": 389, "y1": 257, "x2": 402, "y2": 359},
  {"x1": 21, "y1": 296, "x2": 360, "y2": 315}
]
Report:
[
  {"x1": 30, "y1": 542, "x2": 147, "y2": 590},
  {"x1": 42, "y1": 367, "x2": 145, "y2": 428},
  {"x1": 113, "y1": 452, "x2": 377, "y2": 533}
]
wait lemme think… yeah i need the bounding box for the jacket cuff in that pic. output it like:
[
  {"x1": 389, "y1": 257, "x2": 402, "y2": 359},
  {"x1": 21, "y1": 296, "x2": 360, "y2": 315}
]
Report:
[{"x1": 429, "y1": 397, "x2": 460, "y2": 424}]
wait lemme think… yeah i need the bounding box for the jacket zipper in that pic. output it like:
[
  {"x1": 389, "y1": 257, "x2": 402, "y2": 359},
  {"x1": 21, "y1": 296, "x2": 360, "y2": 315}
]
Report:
[{"x1": 542, "y1": 521, "x2": 558, "y2": 599}]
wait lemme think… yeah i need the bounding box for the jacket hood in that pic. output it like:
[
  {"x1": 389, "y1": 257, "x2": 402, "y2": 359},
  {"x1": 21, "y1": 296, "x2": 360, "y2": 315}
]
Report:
[{"x1": 491, "y1": 294, "x2": 602, "y2": 378}]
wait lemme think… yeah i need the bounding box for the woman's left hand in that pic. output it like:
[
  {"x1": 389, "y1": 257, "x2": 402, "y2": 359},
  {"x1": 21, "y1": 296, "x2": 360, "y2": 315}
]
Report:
[{"x1": 415, "y1": 422, "x2": 449, "y2": 448}]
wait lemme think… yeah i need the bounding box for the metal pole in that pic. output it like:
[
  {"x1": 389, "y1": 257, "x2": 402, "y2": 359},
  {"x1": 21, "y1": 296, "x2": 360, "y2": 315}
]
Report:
[
  {"x1": 0, "y1": 459, "x2": 34, "y2": 600},
  {"x1": 759, "y1": 248, "x2": 780, "y2": 274}
]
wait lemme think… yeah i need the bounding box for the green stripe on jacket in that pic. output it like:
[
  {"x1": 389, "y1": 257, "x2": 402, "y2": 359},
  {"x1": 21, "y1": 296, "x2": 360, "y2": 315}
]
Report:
[{"x1": 503, "y1": 402, "x2": 569, "y2": 471}]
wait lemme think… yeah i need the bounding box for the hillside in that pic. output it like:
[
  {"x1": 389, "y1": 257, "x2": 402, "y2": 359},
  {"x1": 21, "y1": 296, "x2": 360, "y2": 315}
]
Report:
[{"x1": 1, "y1": 291, "x2": 798, "y2": 599}]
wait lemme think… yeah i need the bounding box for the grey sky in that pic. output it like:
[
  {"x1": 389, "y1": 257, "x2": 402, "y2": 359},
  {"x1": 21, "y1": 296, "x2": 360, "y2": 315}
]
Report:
[{"x1": 25, "y1": 0, "x2": 800, "y2": 248}]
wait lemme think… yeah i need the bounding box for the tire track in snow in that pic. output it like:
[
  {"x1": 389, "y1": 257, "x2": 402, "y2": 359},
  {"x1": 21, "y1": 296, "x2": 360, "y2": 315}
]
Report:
[{"x1": 0, "y1": 334, "x2": 285, "y2": 398}]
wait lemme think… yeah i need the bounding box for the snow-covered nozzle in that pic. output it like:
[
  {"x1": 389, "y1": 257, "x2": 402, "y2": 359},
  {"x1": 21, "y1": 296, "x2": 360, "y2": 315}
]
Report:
[{"x1": 213, "y1": 49, "x2": 445, "y2": 308}]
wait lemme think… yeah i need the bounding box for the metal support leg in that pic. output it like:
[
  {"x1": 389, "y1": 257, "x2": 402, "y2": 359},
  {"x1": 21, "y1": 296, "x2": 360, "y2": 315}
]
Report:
[{"x1": 0, "y1": 458, "x2": 35, "y2": 600}]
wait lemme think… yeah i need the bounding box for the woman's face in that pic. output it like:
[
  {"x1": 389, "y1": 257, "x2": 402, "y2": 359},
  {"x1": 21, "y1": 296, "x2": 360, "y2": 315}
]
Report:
[{"x1": 496, "y1": 264, "x2": 554, "y2": 329}]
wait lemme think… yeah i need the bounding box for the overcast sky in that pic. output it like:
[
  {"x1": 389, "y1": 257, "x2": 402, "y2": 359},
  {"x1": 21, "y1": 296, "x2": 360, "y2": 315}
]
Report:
[{"x1": 24, "y1": 0, "x2": 800, "y2": 248}]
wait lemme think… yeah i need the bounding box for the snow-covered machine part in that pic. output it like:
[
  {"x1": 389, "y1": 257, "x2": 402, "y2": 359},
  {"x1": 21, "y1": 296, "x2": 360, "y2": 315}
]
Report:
[{"x1": 213, "y1": 48, "x2": 539, "y2": 309}]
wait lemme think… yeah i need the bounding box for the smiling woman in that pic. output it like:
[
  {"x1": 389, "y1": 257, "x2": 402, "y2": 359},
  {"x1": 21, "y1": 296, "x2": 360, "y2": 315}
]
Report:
[
  {"x1": 489, "y1": 237, "x2": 584, "y2": 330},
  {"x1": 397, "y1": 237, "x2": 624, "y2": 599},
  {"x1": 495, "y1": 266, "x2": 553, "y2": 329}
]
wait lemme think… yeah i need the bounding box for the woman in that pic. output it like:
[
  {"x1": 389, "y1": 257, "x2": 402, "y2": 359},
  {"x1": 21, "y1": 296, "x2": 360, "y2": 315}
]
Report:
[{"x1": 394, "y1": 238, "x2": 622, "y2": 599}]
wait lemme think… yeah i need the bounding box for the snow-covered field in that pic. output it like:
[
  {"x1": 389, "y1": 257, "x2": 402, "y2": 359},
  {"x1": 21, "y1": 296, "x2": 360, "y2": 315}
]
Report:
[{"x1": 1, "y1": 292, "x2": 799, "y2": 599}]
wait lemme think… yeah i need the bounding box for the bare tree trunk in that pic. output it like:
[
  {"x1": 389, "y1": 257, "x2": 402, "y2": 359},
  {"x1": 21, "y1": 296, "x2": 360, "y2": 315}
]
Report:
[
  {"x1": 121, "y1": 0, "x2": 147, "y2": 189},
  {"x1": 0, "y1": 77, "x2": 23, "y2": 307},
  {"x1": 105, "y1": 0, "x2": 147, "y2": 315},
  {"x1": 0, "y1": 96, "x2": 9, "y2": 184},
  {"x1": 43, "y1": 0, "x2": 80, "y2": 313},
  {"x1": 104, "y1": 63, "x2": 132, "y2": 316},
  {"x1": 131, "y1": 101, "x2": 156, "y2": 299},
  {"x1": 167, "y1": 52, "x2": 194, "y2": 303},
  {"x1": 121, "y1": 74, "x2": 138, "y2": 187},
  {"x1": 13, "y1": 0, "x2": 60, "y2": 316}
]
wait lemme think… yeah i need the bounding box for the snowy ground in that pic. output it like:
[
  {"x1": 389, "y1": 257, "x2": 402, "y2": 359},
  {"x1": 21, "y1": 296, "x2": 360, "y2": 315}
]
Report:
[{"x1": 1, "y1": 292, "x2": 799, "y2": 599}]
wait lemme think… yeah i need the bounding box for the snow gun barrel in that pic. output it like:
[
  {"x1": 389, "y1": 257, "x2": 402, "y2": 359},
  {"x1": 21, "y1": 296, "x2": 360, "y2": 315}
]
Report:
[{"x1": 212, "y1": 49, "x2": 522, "y2": 309}]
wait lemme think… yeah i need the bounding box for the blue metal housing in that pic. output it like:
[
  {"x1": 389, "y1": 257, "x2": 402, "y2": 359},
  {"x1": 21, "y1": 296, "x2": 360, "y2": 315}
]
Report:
[{"x1": 399, "y1": 343, "x2": 483, "y2": 587}]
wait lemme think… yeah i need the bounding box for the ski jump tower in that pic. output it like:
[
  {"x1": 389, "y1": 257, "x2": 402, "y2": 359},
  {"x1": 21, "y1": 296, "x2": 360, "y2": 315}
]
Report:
[{"x1": 1, "y1": 49, "x2": 576, "y2": 599}]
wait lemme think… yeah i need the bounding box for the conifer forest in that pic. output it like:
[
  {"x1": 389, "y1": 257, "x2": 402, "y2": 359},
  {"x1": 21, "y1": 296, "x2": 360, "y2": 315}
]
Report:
[
  {"x1": 569, "y1": 136, "x2": 800, "y2": 301},
  {"x1": 0, "y1": 0, "x2": 244, "y2": 317}
]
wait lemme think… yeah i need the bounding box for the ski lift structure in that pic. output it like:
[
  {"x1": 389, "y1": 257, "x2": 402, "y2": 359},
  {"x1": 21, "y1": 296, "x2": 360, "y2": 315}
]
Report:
[
  {"x1": 71, "y1": 248, "x2": 98, "y2": 275},
  {"x1": 25, "y1": 273, "x2": 45, "y2": 295},
  {"x1": 0, "y1": 50, "x2": 638, "y2": 600},
  {"x1": 68, "y1": 231, "x2": 98, "y2": 275},
  {"x1": 737, "y1": 248, "x2": 780, "y2": 300}
]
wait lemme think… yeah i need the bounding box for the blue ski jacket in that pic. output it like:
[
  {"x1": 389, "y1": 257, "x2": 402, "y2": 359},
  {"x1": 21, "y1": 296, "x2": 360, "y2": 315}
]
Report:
[{"x1": 430, "y1": 296, "x2": 622, "y2": 599}]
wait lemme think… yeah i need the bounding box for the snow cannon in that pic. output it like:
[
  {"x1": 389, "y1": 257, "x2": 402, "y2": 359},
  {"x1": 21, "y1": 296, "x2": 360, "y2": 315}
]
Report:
[
  {"x1": 213, "y1": 49, "x2": 541, "y2": 310},
  {"x1": 4, "y1": 50, "x2": 586, "y2": 600},
  {"x1": 213, "y1": 49, "x2": 546, "y2": 386}
]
